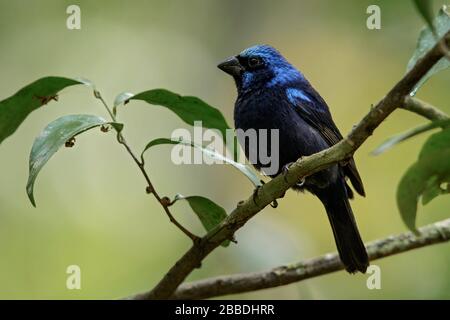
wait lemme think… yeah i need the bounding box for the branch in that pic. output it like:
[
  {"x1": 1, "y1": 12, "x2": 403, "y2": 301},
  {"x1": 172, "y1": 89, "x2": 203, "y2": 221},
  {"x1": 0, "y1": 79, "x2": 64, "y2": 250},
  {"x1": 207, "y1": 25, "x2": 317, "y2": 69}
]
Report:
[
  {"x1": 402, "y1": 96, "x2": 449, "y2": 121},
  {"x1": 170, "y1": 218, "x2": 450, "y2": 299},
  {"x1": 129, "y1": 31, "x2": 450, "y2": 300},
  {"x1": 95, "y1": 91, "x2": 200, "y2": 242}
]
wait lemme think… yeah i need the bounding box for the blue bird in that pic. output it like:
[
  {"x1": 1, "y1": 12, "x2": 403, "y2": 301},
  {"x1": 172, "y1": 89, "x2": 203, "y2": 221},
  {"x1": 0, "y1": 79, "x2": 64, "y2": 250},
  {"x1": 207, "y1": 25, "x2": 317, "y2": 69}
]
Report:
[{"x1": 218, "y1": 45, "x2": 369, "y2": 273}]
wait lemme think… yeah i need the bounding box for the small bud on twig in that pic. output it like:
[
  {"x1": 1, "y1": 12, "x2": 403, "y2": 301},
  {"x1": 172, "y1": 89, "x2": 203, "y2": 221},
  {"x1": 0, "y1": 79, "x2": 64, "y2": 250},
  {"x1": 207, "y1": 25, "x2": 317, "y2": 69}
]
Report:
[
  {"x1": 93, "y1": 90, "x2": 101, "y2": 99},
  {"x1": 160, "y1": 196, "x2": 171, "y2": 207}
]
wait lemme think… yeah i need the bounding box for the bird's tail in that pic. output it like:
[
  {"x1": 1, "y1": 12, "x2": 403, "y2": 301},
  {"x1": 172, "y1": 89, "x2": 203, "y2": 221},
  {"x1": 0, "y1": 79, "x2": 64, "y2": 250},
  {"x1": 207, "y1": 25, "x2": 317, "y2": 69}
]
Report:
[{"x1": 317, "y1": 179, "x2": 369, "y2": 273}]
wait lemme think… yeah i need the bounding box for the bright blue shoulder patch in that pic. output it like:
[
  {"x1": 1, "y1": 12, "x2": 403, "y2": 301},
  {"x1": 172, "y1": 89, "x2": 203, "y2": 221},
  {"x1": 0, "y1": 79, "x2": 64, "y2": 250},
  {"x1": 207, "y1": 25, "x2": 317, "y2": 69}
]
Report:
[{"x1": 286, "y1": 88, "x2": 312, "y2": 105}]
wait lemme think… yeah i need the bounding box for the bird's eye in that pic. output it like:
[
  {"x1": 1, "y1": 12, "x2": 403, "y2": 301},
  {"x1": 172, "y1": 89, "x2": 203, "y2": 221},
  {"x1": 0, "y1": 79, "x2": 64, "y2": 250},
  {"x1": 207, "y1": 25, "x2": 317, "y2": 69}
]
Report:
[{"x1": 248, "y1": 57, "x2": 262, "y2": 68}]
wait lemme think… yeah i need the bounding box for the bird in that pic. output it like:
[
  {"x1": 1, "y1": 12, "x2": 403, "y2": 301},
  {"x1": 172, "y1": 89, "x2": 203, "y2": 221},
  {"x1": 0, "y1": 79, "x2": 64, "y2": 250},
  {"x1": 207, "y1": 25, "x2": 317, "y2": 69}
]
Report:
[{"x1": 218, "y1": 45, "x2": 369, "y2": 273}]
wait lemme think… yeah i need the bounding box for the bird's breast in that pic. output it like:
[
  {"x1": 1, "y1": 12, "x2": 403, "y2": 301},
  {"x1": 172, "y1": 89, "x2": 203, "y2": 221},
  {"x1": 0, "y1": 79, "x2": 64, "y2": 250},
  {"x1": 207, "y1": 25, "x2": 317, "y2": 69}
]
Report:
[
  {"x1": 234, "y1": 90, "x2": 285, "y2": 131},
  {"x1": 233, "y1": 88, "x2": 331, "y2": 176}
]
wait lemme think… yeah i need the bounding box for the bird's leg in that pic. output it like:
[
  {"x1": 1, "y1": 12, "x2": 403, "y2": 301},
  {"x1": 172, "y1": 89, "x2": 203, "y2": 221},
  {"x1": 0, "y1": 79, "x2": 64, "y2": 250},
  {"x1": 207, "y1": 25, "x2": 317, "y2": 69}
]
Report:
[{"x1": 252, "y1": 180, "x2": 278, "y2": 208}]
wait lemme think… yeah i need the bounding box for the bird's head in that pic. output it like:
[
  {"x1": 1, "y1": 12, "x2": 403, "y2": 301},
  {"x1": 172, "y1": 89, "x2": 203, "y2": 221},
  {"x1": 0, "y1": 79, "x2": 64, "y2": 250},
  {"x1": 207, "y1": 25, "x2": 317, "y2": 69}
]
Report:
[{"x1": 218, "y1": 45, "x2": 302, "y2": 92}]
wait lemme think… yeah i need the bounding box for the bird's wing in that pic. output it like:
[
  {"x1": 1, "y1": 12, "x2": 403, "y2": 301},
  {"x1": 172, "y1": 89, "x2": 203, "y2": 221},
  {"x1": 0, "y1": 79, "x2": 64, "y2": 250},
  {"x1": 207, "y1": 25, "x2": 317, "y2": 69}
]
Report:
[{"x1": 286, "y1": 85, "x2": 366, "y2": 197}]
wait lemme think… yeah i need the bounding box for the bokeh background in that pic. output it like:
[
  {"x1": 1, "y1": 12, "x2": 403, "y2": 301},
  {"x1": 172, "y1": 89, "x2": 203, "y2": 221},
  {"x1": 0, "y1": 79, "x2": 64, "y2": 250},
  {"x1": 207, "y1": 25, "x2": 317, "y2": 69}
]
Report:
[{"x1": 0, "y1": 0, "x2": 449, "y2": 299}]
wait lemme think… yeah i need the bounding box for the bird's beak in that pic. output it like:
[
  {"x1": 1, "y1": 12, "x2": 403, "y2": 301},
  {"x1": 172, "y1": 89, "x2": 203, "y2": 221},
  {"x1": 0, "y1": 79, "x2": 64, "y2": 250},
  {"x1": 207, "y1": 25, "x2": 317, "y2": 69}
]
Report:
[{"x1": 217, "y1": 56, "x2": 243, "y2": 77}]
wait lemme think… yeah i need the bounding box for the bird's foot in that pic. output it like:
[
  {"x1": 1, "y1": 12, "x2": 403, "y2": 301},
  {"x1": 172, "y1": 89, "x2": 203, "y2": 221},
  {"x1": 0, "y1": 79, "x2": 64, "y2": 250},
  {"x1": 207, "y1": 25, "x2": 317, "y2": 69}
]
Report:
[
  {"x1": 270, "y1": 199, "x2": 278, "y2": 208},
  {"x1": 282, "y1": 162, "x2": 306, "y2": 187},
  {"x1": 296, "y1": 178, "x2": 306, "y2": 187},
  {"x1": 252, "y1": 180, "x2": 278, "y2": 208},
  {"x1": 252, "y1": 180, "x2": 265, "y2": 205},
  {"x1": 282, "y1": 162, "x2": 295, "y2": 183}
]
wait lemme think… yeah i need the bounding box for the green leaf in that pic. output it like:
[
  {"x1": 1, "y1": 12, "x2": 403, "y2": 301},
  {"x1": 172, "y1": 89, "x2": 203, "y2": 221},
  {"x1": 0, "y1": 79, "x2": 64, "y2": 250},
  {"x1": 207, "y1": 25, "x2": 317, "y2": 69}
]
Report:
[
  {"x1": 372, "y1": 119, "x2": 450, "y2": 155},
  {"x1": 0, "y1": 77, "x2": 83, "y2": 144},
  {"x1": 75, "y1": 77, "x2": 97, "y2": 90},
  {"x1": 174, "y1": 194, "x2": 229, "y2": 247},
  {"x1": 396, "y1": 128, "x2": 450, "y2": 230},
  {"x1": 132, "y1": 89, "x2": 230, "y2": 131},
  {"x1": 413, "y1": 0, "x2": 436, "y2": 33},
  {"x1": 407, "y1": 6, "x2": 450, "y2": 95},
  {"x1": 141, "y1": 137, "x2": 261, "y2": 187},
  {"x1": 396, "y1": 127, "x2": 450, "y2": 231},
  {"x1": 419, "y1": 126, "x2": 450, "y2": 159},
  {"x1": 397, "y1": 161, "x2": 425, "y2": 232},
  {"x1": 113, "y1": 92, "x2": 134, "y2": 115},
  {"x1": 421, "y1": 175, "x2": 444, "y2": 205},
  {"x1": 397, "y1": 150, "x2": 450, "y2": 231},
  {"x1": 26, "y1": 114, "x2": 123, "y2": 207},
  {"x1": 117, "y1": 89, "x2": 238, "y2": 160}
]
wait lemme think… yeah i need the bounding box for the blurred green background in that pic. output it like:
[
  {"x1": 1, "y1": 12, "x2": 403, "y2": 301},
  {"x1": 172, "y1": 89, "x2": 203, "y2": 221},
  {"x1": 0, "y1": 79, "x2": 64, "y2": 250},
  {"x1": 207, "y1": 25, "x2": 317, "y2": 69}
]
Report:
[{"x1": 0, "y1": 0, "x2": 449, "y2": 299}]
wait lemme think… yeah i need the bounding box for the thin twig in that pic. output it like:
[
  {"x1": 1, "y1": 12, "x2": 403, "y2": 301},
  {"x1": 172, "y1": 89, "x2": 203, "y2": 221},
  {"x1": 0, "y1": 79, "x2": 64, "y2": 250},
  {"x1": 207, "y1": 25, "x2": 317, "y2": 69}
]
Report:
[
  {"x1": 402, "y1": 96, "x2": 449, "y2": 122},
  {"x1": 95, "y1": 90, "x2": 200, "y2": 242}
]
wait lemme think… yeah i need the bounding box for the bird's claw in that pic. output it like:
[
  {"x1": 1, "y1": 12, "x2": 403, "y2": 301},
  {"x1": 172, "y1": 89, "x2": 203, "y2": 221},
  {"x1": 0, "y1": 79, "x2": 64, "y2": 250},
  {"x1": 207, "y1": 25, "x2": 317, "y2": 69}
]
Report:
[
  {"x1": 282, "y1": 162, "x2": 306, "y2": 187},
  {"x1": 297, "y1": 178, "x2": 306, "y2": 187},
  {"x1": 253, "y1": 180, "x2": 278, "y2": 208},
  {"x1": 252, "y1": 180, "x2": 265, "y2": 205},
  {"x1": 282, "y1": 162, "x2": 295, "y2": 183},
  {"x1": 270, "y1": 199, "x2": 278, "y2": 208}
]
